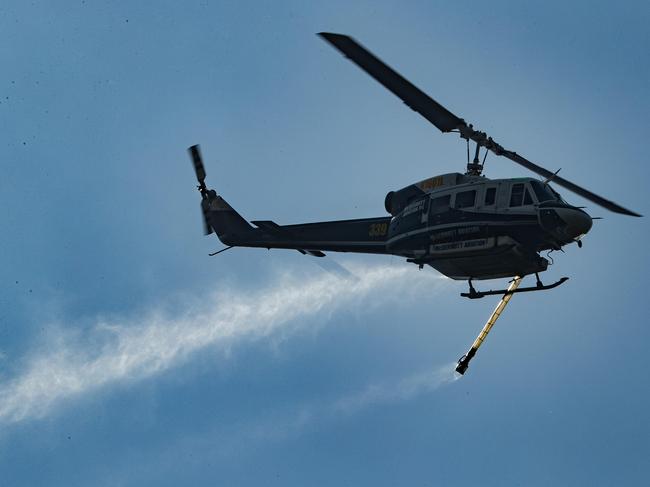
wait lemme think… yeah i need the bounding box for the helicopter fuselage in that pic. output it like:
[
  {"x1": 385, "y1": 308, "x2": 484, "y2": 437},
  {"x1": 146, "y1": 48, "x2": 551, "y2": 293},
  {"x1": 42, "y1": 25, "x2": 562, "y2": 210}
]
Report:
[
  {"x1": 384, "y1": 172, "x2": 592, "y2": 279},
  {"x1": 198, "y1": 169, "x2": 592, "y2": 282}
]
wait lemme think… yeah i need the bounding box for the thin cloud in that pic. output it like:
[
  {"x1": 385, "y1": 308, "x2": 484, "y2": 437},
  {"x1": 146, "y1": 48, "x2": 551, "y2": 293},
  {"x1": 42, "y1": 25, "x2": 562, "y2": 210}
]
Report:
[{"x1": 0, "y1": 262, "x2": 444, "y2": 424}]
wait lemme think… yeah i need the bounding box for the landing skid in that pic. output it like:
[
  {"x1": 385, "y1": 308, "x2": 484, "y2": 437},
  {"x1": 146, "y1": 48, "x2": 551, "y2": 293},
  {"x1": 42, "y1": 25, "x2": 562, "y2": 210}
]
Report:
[{"x1": 460, "y1": 275, "x2": 569, "y2": 299}]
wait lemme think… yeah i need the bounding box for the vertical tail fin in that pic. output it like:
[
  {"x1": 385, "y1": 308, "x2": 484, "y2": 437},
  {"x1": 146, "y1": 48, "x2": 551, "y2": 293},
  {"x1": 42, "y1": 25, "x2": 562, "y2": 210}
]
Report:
[{"x1": 202, "y1": 191, "x2": 252, "y2": 246}]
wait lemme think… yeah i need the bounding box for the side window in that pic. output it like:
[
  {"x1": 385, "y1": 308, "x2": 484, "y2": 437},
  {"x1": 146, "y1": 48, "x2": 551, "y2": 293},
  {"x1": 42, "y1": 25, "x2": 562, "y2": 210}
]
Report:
[
  {"x1": 523, "y1": 187, "x2": 534, "y2": 205},
  {"x1": 510, "y1": 183, "x2": 525, "y2": 207},
  {"x1": 431, "y1": 194, "x2": 451, "y2": 213},
  {"x1": 484, "y1": 187, "x2": 496, "y2": 206},
  {"x1": 455, "y1": 190, "x2": 476, "y2": 209}
]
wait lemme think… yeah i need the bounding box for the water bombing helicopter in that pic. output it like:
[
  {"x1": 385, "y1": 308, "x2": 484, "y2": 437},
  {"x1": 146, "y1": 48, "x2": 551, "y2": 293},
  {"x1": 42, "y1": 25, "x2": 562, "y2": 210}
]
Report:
[{"x1": 187, "y1": 33, "x2": 641, "y2": 374}]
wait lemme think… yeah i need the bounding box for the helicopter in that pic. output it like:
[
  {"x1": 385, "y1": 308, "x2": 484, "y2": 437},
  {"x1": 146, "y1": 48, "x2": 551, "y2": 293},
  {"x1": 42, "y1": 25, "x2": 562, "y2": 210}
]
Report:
[{"x1": 187, "y1": 33, "x2": 641, "y2": 374}]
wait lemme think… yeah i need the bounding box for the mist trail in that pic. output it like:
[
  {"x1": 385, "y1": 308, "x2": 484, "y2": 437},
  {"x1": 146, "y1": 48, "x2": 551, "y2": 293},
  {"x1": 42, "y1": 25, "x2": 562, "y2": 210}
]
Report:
[
  {"x1": 332, "y1": 361, "x2": 460, "y2": 416},
  {"x1": 201, "y1": 362, "x2": 461, "y2": 454},
  {"x1": 0, "y1": 262, "x2": 447, "y2": 425}
]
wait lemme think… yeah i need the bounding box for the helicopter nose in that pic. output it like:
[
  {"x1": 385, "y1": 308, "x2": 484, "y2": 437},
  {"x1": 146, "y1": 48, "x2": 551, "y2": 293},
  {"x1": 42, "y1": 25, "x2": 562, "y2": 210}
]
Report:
[{"x1": 555, "y1": 207, "x2": 593, "y2": 240}]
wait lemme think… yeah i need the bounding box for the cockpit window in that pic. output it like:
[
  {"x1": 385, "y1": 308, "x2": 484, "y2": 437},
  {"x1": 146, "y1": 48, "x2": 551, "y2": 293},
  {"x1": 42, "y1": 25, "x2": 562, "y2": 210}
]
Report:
[
  {"x1": 510, "y1": 183, "x2": 525, "y2": 207},
  {"x1": 455, "y1": 190, "x2": 476, "y2": 209},
  {"x1": 530, "y1": 180, "x2": 556, "y2": 202},
  {"x1": 511, "y1": 183, "x2": 536, "y2": 207},
  {"x1": 549, "y1": 185, "x2": 566, "y2": 203},
  {"x1": 523, "y1": 188, "x2": 534, "y2": 205}
]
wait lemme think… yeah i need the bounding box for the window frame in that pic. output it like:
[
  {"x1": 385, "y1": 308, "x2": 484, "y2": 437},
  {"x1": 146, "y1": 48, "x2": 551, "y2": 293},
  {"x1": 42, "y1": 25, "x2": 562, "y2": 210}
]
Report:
[{"x1": 523, "y1": 187, "x2": 534, "y2": 205}]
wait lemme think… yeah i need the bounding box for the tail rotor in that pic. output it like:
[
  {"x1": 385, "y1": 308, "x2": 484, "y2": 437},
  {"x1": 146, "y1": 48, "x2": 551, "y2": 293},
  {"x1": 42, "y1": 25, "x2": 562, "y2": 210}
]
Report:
[{"x1": 188, "y1": 144, "x2": 213, "y2": 235}]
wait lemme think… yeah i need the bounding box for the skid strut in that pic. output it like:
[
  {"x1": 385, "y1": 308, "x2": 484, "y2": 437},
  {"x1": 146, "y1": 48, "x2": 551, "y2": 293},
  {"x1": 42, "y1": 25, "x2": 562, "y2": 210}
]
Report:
[{"x1": 455, "y1": 276, "x2": 522, "y2": 375}]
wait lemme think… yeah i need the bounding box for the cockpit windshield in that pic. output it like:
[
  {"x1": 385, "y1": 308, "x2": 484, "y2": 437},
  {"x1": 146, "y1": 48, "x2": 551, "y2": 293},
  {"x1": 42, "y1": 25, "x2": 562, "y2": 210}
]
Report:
[{"x1": 530, "y1": 180, "x2": 557, "y2": 202}]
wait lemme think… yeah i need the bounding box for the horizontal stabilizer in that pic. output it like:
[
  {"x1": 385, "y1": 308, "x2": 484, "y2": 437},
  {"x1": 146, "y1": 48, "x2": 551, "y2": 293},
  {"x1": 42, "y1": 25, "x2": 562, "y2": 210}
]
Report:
[
  {"x1": 251, "y1": 220, "x2": 284, "y2": 235},
  {"x1": 253, "y1": 221, "x2": 326, "y2": 257}
]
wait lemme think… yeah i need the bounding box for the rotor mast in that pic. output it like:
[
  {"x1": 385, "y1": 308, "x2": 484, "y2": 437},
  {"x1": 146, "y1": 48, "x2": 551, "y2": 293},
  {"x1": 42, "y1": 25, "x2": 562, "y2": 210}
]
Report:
[{"x1": 464, "y1": 126, "x2": 487, "y2": 176}]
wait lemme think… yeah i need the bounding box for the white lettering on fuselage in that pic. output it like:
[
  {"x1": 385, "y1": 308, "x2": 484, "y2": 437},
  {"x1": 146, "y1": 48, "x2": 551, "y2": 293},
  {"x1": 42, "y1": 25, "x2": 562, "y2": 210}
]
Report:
[
  {"x1": 430, "y1": 226, "x2": 480, "y2": 242},
  {"x1": 430, "y1": 238, "x2": 488, "y2": 253},
  {"x1": 402, "y1": 199, "x2": 425, "y2": 217}
]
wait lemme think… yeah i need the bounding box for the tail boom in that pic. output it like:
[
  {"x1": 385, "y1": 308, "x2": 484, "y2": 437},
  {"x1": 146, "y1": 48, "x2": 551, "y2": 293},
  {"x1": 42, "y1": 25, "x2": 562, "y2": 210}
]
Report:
[{"x1": 204, "y1": 192, "x2": 390, "y2": 255}]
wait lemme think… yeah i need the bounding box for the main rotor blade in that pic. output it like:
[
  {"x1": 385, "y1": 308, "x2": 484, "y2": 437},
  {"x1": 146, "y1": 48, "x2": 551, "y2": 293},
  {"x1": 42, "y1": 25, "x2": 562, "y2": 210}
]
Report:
[
  {"x1": 497, "y1": 149, "x2": 641, "y2": 217},
  {"x1": 188, "y1": 144, "x2": 206, "y2": 185},
  {"x1": 463, "y1": 129, "x2": 641, "y2": 216},
  {"x1": 318, "y1": 32, "x2": 464, "y2": 133}
]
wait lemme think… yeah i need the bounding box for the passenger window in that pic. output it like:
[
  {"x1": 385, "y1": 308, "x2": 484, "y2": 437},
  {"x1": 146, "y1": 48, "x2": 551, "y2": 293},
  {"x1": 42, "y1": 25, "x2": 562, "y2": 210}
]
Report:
[
  {"x1": 484, "y1": 187, "x2": 496, "y2": 206},
  {"x1": 523, "y1": 188, "x2": 534, "y2": 205},
  {"x1": 431, "y1": 194, "x2": 451, "y2": 213},
  {"x1": 510, "y1": 183, "x2": 525, "y2": 207},
  {"x1": 455, "y1": 190, "x2": 476, "y2": 209}
]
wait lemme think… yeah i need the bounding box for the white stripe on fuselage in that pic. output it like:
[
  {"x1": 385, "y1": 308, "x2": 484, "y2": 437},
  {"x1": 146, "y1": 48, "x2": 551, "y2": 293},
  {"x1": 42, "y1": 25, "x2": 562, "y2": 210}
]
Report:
[{"x1": 386, "y1": 219, "x2": 538, "y2": 246}]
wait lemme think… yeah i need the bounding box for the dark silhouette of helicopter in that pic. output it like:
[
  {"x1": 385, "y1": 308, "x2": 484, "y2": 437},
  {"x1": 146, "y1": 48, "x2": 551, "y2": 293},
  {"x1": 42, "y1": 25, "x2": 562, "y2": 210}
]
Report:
[{"x1": 187, "y1": 33, "x2": 640, "y2": 374}]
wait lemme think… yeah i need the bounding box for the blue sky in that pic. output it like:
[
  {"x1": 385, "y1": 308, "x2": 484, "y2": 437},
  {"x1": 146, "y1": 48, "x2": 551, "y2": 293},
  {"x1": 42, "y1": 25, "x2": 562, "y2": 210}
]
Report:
[{"x1": 1, "y1": 1, "x2": 648, "y2": 485}]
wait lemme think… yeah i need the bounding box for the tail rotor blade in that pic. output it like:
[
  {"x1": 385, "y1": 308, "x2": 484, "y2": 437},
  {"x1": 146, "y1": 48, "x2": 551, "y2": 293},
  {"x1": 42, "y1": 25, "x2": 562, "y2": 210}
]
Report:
[
  {"x1": 188, "y1": 144, "x2": 214, "y2": 234},
  {"x1": 188, "y1": 144, "x2": 207, "y2": 191}
]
